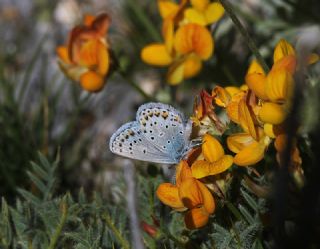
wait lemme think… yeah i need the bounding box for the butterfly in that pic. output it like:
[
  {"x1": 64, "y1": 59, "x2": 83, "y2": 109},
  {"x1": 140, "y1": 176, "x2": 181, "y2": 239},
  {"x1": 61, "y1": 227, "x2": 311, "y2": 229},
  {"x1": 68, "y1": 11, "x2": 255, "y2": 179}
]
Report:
[{"x1": 109, "y1": 102, "x2": 193, "y2": 164}]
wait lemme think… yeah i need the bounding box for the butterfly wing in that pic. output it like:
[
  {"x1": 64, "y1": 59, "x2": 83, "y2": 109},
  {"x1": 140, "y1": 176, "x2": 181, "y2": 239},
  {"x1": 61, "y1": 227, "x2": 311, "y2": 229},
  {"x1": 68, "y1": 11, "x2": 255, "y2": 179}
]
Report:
[
  {"x1": 136, "y1": 103, "x2": 192, "y2": 162},
  {"x1": 109, "y1": 121, "x2": 178, "y2": 164}
]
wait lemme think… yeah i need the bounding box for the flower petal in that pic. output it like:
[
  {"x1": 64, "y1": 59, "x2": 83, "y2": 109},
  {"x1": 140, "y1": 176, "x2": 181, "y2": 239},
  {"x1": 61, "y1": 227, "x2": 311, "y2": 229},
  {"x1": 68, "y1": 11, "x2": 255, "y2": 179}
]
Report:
[
  {"x1": 191, "y1": 155, "x2": 233, "y2": 178},
  {"x1": 273, "y1": 39, "x2": 295, "y2": 63},
  {"x1": 226, "y1": 91, "x2": 245, "y2": 124},
  {"x1": 233, "y1": 140, "x2": 266, "y2": 166},
  {"x1": 167, "y1": 60, "x2": 185, "y2": 85},
  {"x1": 184, "y1": 207, "x2": 210, "y2": 229},
  {"x1": 247, "y1": 60, "x2": 266, "y2": 75},
  {"x1": 176, "y1": 160, "x2": 193, "y2": 186},
  {"x1": 197, "y1": 180, "x2": 215, "y2": 214},
  {"x1": 97, "y1": 42, "x2": 110, "y2": 75},
  {"x1": 56, "y1": 46, "x2": 71, "y2": 63},
  {"x1": 245, "y1": 73, "x2": 268, "y2": 100},
  {"x1": 259, "y1": 102, "x2": 286, "y2": 125},
  {"x1": 190, "y1": 0, "x2": 209, "y2": 11},
  {"x1": 227, "y1": 133, "x2": 255, "y2": 153},
  {"x1": 183, "y1": 54, "x2": 202, "y2": 78},
  {"x1": 238, "y1": 97, "x2": 258, "y2": 140},
  {"x1": 202, "y1": 134, "x2": 224, "y2": 162},
  {"x1": 141, "y1": 43, "x2": 172, "y2": 66},
  {"x1": 162, "y1": 19, "x2": 174, "y2": 53},
  {"x1": 179, "y1": 178, "x2": 203, "y2": 209},
  {"x1": 308, "y1": 53, "x2": 319, "y2": 64},
  {"x1": 158, "y1": 0, "x2": 180, "y2": 19},
  {"x1": 265, "y1": 69, "x2": 293, "y2": 102},
  {"x1": 212, "y1": 86, "x2": 231, "y2": 107},
  {"x1": 91, "y1": 13, "x2": 111, "y2": 37},
  {"x1": 184, "y1": 8, "x2": 207, "y2": 26},
  {"x1": 78, "y1": 40, "x2": 100, "y2": 67},
  {"x1": 174, "y1": 23, "x2": 214, "y2": 60},
  {"x1": 80, "y1": 71, "x2": 104, "y2": 92},
  {"x1": 272, "y1": 55, "x2": 296, "y2": 74},
  {"x1": 204, "y1": 2, "x2": 225, "y2": 24},
  {"x1": 156, "y1": 183, "x2": 185, "y2": 209},
  {"x1": 84, "y1": 14, "x2": 95, "y2": 26}
]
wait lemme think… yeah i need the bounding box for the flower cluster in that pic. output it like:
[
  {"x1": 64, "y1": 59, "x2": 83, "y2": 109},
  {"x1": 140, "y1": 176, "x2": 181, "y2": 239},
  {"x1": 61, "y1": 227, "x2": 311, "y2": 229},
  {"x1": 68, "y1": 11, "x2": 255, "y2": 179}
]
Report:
[
  {"x1": 141, "y1": 0, "x2": 224, "y2": 85},
  {"x1": 56, "y1": 13, "x2": 112, "y2": 92},
  {"x1": 156, "y1": 39, "x2": 318, "y2": 229}
]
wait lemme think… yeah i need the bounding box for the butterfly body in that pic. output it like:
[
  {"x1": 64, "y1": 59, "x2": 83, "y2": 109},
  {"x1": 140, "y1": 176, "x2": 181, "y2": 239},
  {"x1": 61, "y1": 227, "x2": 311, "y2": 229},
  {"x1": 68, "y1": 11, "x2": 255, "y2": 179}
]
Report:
[{"x1": 109, "y1": 102, "x2": 192, "y2": 164}]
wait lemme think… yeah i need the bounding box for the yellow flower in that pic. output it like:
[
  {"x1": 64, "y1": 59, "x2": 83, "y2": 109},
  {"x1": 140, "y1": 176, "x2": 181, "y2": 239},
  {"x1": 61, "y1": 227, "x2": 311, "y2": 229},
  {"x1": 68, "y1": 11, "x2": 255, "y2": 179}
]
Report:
[
  {"x1": 245, "y1": 39, "x2": 318, "y2": 126},
  {"x1": 141, "y1": 23, "x2": 214, "y2": 85},
  {"x1": 141, "y1": 0, "x2": 217, "y2": 85},
  {"x1": 191, "y1": 134, "x2": 233, "y2": 178},
  {"x1": 156, "y1": 161, "x2": 215, "y2": 229},
  {"x1": 184, "y1": 0, "x2": 225, "y2": 26},
  {"x1": 56, "y1": 13, "x2": 111, "y2": 92},
  {"x1": 227, "y1": 131, "x2": 270, "y2": 166}
]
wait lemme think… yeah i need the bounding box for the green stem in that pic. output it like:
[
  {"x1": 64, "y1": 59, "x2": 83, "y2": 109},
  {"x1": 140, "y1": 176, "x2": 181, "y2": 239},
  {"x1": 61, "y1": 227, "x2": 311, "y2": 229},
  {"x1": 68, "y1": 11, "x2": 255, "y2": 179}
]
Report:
[
  {"x1": 47, "y1": 199, "x2": 68, "y2": 249},
  {"x1": 225, "y1": 201, "x2": 243, "y2": 221},
  {"x1": 219, "y1": 0, "x2": 269, "y2": 73},
  {"x1": 126, "y1": 0, "x2": 161, "y2": 42},
  {"x1": 102, "y1": 212, "x2": 131, "y2": 249},
  {"x1": 118, "y1": 71, "x2": 154, "y2": 101}
]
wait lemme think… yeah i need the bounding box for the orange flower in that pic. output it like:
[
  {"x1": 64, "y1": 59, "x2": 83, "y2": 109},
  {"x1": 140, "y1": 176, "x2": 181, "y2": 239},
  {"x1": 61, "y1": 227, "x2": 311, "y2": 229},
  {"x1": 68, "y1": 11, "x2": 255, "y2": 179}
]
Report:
[
  {"x1": 156, "y1": 161, "x2": 215, "y2": 229},
  {"x1": 191, "y1": 134, "x2": 233, "y2": 178},
  {"x1": 56, "y1": 13, "x2": 111, "y2": 92}
]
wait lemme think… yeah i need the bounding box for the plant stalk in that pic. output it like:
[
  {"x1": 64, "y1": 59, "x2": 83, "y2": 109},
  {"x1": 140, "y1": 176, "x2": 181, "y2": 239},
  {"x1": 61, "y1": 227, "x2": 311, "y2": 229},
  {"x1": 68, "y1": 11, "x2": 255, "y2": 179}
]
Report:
[{"x1": 219, "y1": 0, "x2": 269, "y2": 72}]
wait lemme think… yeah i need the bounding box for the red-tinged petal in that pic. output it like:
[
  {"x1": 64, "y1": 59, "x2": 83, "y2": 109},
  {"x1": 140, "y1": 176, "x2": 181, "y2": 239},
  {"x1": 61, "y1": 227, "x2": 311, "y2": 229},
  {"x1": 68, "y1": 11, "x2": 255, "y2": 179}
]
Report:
[
  {"x1": 91, "y1": 13, "x2": 111, "y2": 37},
  {"x1": 185, "y1": 207, "x2": 210, "y2": 229},
  {"x1": 179, "y1": 178, "x2": 203, "y2": 209}
]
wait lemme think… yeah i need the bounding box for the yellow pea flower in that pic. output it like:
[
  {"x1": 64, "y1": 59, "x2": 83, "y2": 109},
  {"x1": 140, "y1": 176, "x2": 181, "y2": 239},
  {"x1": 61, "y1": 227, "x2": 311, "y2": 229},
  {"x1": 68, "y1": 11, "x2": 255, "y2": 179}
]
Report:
[
  {"x1": 156, "y1": 160, "x2": 215, "y2": 229},
  {"x1": 56, "y1": 13, "x2": 112, "y2": 92},
  {"x1": 141, "y1": 23, "x2": 214, "y2": 85},
  {"x1": 246, "y1": 39, "x2": 318, "y2": 127},
  {"x1": 227, "y1": 132, "x2": 271, "y2": 166},
  {"x1": 191, "y1": 134, "x2": 233, "y2": 178},
  {"x1": 184, "y1": 0, "x2": 225, "y2": 26}
]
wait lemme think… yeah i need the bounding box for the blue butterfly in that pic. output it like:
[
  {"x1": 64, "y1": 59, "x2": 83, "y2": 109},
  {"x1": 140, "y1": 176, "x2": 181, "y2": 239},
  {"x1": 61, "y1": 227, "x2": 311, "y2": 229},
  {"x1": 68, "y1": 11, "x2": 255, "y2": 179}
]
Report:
[{"x1": 109, "y1": 102, "x2": 193, "y2": 164}]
